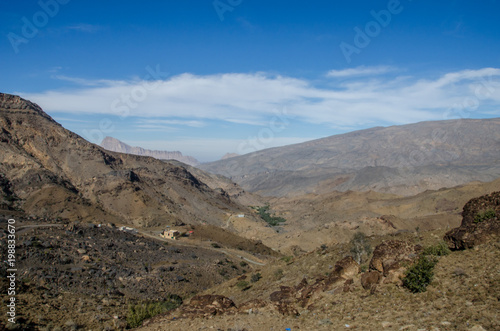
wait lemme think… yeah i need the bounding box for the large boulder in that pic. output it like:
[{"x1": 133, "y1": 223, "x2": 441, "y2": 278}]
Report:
[
  {"x1": 268, "y1": 256, "x2": 360, "y2": 315},
  {"x1": 444, "y1": 191, "x2": 500, "y2": 250},
  {"x1": 269, "y1": 285, "x2": 300, "y2": 316},
  {"x1": 369, "y1": 240, "x2": 422, "y2": 276},
  {"x1": 332, "y1": 256, "x2": 360, "y2": 279},
  {"x1": 366, "y1": 240, "x2": 422, "y2": 286}
]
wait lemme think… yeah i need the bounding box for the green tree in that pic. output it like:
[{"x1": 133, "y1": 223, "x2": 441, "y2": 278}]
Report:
[{"x1": 402, "y1": 256, "x2": 437, "y2": 293}]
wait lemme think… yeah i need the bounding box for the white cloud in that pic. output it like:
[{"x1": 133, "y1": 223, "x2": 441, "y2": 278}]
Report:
[
  {"x1": 66, "y1": 24, "x2": 102, "y2": 33},
  {"x1": 326, "y1": 65, "x2": 397, "y2": 78},
  {"x1": 21, "y1": 67, "x2": 500, "y2": 130},
  {"x1": 138, "y1": 119, "x2": 206, "y2": 128},
  {"x1": 51, "y1": 75, "x2": 123, "y2": 87}
]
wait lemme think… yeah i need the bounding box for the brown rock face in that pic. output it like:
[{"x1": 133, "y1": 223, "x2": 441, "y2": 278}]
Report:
[
  {"x1": 181, "y1": 295, "x2": 237, "y2": 317},
  {"x1": 364, "y1": 240, "x2": 422, "y2": 287},
  {"x1": 100, "y1": 136, "x2": 200, "y2": 166},
  {"x1": 269, "y1": 256, "x2": 360, "y2": 315},
  {"x1": 369, "y1": 240, "x2": 421, "y2": 276},
  {"x1": 361, "y1": 271, "x2": 381, "y2": 290},
  {"x1": 332, "y1": 256, "x2": 360, "y2": 279},
  {"x1": 0, "y1": 93, "x2": 253, "y2": 228},
  {"x1": 270, "y1": 285, "x2": 300, "y2": 316},
  {"x1": 444, "y1": 191, "x2": 500, "y2": 250}
]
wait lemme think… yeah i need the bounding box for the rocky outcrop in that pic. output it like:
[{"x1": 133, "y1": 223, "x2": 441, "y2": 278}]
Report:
[
  {"x1": 361, "y1": 270, "x2": 382, "y2": 290},
  {"x1": 269, "y1": 256, "x2": 360, "y2": 315},
  {"x1": 0, "y1": 93, "x2": 56, "y2": 123},
  {"x1": 179, "y1": 295, "x2": 237, "y2": 317},
  {"x1": 364, "y1": 240, "x2": 422, "y2": 287},
  {"x1": 101, "y1": 136, "x2": 200, "y2": 166},
  {"x1": 444, "y1": 191, "x2": 500, "y2": 250},
  {"x1": 148, "y1": 255, "x2": 360, "y2": 321}
]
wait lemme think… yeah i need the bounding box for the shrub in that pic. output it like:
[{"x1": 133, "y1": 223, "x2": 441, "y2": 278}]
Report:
[
  {"x1": 422, "y1": 241, "x2": 451, "y2": 256},
  {"x1": 250, "y1": 273, "x2": 262, "y2": 283},
  {"x1": 127, "y1": 296, "x2": 182, "y2": 328},
  {"x1": 402, "y1": 256, "x2": 437, "y2": 293},
  {"x1": 236, "y1": 281, "x2": 251, "y2": 290},
  {"x1": 274, "y1": 268, "x2": 284, "y2": 280},
  {"x1": 211, "y1": 242, "x2": 221, "y2": 248},
  {"x1": 474, "y1": 209, "x2": 497, "y2": 223},
  {"x1": 350, "y1": 232, "x2": 372, "y2": 264},
  {"x1": 280, "y1": 256, "x2": 293, "y2": 263},
  {"x1": 239, "y1": 261, "x2": 248, "y2": 267}
]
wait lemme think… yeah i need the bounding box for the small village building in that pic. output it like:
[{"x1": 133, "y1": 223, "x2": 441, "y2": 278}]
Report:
[{"x1": 161, "y1": 229, "x2": 181, "y2": 239}]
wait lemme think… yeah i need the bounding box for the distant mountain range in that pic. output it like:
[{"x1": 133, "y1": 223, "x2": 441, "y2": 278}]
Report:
[
  {"x1": 199, "y1": 118, "x2": 500, "y2": 197},
  {"x1": 101, "y1": 136, "x2": 199, "y2": 166}
]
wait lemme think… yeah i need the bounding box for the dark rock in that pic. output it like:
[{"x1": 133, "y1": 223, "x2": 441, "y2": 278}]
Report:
[
  {"x1": 444, "y1": 191, "x2": 500, "y2": 250},
  {"x1": 368, "y1": 240, "x2": 422, "y2": 285}
]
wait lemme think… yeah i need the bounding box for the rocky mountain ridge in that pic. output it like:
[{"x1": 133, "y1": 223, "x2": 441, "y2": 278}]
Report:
[
  {"x1": 101, "y1": 136, "x2": 200, "y2": 166},
  {"x1": 0, "y1": 93, "x2": 256, "y2": 229},
  {"x1": 200, "y1": 118, "x2": 500, "y2": 197}
]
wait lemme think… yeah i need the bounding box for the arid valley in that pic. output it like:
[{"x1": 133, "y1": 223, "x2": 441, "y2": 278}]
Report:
[{"x1": 0, "y1": 93, "x2": 499, "y2": 330}]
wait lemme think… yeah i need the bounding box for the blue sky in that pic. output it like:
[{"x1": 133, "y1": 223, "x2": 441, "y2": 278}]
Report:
[{"x1": 1, "y1": 0, "x2": 500, "y2": 161}]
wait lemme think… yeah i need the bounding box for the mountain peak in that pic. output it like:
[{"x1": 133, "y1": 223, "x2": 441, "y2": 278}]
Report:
[
  {"x1": 0, "y1": 93, "x2": 55, "y2": 123},
  {"x1": 100, "y1": 136, "x2": 200, "y2": 166}
]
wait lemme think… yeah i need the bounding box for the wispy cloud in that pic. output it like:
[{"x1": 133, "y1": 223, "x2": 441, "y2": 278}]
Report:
[
  {"x1": 326, "y1": 65, "x2": 397, "y2": 78},
  {"x1": 47, "y1": 66, "x2": 63, "y2": 73},
  {"x1": 21, "y1": 67, "x2": 500, "y2": 130},
  {"x1": 138, "y1": 119, "x2": 206, "y2": 128},
  {"x1": 66, "y1": 23, "x2": 102, "y2": 33},
  {"x1": 237, "y1": 17, "x2": 259, "y2": 32},
  {"x1": 51, "y1": 75, "x2": 125, "y2": 87}
]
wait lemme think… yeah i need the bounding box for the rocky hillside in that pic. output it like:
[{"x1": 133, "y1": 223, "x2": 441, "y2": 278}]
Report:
[
  {"x1": 140, "y1": 192, "x2": 500, "y2": 330},
  {"x1": 101, "y1": 136, "x2": 200, "y2": 166},
  {"x1": 0, "y1": 215, "x2": 257, "y2": 330},
  {"x1": 140, "y1": 227, "x2": 499, "y2": 330},
  {"x1": 200, "y1": 118, "x2": 500, "y2": 197},
  {"x1": 0, "y1": 93, "x2": 258, "y2": 229}
]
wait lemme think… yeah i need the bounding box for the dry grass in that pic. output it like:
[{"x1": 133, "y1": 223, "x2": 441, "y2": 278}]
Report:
[{"x1": 141, "y1": 231, "x2": 499, "y2": 331}]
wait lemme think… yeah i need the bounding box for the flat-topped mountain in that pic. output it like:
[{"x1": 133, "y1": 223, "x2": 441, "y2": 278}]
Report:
[
  {"x1": 200, "y1": 118, "x2": 500, "y2": 197},
  {"x1": 0, "y1": 93, "x2": 254, "y2": 228},
  {"x1": 101, "y1": 136, "x2": 199, "y2": 166}
]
